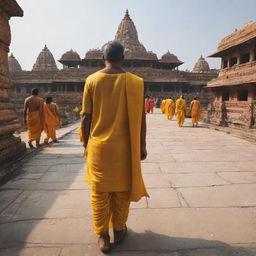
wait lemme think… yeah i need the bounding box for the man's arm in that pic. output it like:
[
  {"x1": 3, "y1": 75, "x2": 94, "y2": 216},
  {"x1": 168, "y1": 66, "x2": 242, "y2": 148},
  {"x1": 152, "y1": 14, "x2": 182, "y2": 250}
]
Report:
[
  {"x1": 141, "y1": 102, "x2": 147, "y2": 160},
  {"x1": 23, "y1": 100, "x2": 28, "y2": 126},
  {"x1": 81, "y1": 113, "x2": 92, "y2": 149}
]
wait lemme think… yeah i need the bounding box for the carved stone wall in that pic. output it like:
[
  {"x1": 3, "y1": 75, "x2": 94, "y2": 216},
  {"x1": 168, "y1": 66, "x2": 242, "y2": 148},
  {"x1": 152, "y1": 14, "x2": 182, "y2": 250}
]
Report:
[
  {"x1": 0, "y1": 1, "x2": 26, "y2": 166},
  {"x1": 207, "y1": 97, "x2": 255, "y2": 128}
]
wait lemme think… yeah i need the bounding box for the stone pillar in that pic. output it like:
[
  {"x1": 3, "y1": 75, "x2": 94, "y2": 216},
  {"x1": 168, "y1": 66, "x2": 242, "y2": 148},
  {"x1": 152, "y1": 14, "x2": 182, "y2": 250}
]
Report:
[{"x1": 0, "y1": 1, "x2": 26, "y2": 166}]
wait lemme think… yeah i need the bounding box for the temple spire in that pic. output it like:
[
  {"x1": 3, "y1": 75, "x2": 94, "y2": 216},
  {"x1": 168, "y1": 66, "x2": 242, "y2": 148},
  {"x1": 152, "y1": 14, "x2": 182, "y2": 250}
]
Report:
[{"x1": 124, "y1": 9, "x2": 130, "y2": 19}]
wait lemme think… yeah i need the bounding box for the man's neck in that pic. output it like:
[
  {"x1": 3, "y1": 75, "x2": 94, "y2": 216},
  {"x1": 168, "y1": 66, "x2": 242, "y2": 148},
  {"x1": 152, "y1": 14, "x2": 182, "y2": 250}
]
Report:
[{"x1": 100, "y1": 62, "x2": 125, "y2": 74}]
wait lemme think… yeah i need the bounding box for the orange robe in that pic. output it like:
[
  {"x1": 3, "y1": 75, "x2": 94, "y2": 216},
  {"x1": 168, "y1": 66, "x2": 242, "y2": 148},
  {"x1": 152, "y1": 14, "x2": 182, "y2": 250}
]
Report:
[
  {"x1": 161, "y1": 100, "x2": 166, "y2": 114},
  {"x1": 27, "y1": 98, "x2": 44, "y2": 142},
  {"x1": 165, "y1": 99, "x2": 174, "y2": 119},
  {"x1": 190, "y1": 100, "x2": 201, "y2": 125},
  {"x1": 175, "y1": 98, "x2": 186, "y2": 126},
  {"x1": 44, "y1": 103, "x2": 60, "y2": 141}
]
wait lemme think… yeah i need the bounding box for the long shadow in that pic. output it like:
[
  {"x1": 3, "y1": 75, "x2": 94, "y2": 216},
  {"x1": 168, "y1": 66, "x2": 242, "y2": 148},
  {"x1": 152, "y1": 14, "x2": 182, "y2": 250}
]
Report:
[{"x1": 111, "y1": 229, "x2": 256, "y2": 255}]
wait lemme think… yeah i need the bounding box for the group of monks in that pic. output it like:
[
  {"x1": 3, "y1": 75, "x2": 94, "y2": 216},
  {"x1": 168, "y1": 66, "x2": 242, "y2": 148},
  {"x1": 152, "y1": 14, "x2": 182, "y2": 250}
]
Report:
[
  {"x1": 161, "y1": 96, "x2": 201, "y2": 127},
  {"x1": 23, "y1": 88, "x2": 61, "y2": 148}
]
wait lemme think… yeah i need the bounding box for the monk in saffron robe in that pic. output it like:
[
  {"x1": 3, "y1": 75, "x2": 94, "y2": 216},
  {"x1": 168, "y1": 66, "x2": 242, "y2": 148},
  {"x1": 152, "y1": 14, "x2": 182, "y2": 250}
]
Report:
[
  {"x1": 165, "y1": 98, "x2": 175, "y2": 120},
  {"x1": 43, "y1": 97, "x2": 60, "y2": 143},
  {"x1": 80, "y1": 41, "x2": 148, "y2": 253},
  {"x1": 149, "y1": 97, "x2": 155, "y2": 113},
  {"x1": 161, "y1": 99, "x2": 166, "y2": 114},
  {"x1": 190, "y1": 97, "x2": 201, "y2": 127},
  {"x1": 175, "y1": 96, "x2": 186, "y2": 127},
  {"x1": 23, "y1": 88, "x2": 44, "y2": 148},
  {"x1": 145, "y1": 97, "x2": 151, "y2": 114}
]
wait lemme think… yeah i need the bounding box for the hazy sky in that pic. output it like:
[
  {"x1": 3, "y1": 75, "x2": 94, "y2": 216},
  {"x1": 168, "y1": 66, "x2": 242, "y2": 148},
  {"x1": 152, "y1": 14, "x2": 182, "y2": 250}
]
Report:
[{"x1": 10, "y1": 0, "x2": 256, "y2": 71}]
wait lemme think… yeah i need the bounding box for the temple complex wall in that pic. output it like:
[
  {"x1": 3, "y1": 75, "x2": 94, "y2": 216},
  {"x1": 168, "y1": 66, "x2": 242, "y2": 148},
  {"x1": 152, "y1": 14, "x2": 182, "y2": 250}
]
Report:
[
  {"x1": 207, "y1": 85, "x2": 256, "y2": 128},
  {"x1": 0, "y1": 1, "x2": 26, "y2": 167},
  {"x1": 10, "y1": 68, "x2": 217, "y2": 124}
]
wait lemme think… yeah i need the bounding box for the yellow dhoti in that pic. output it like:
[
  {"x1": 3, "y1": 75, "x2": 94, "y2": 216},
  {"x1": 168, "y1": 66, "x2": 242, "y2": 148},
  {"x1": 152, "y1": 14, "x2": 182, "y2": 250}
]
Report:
[
  {"x1": 27, "y1": 111, "x2": 43, "y2": 142},
  {"x1": 91, "y1": 191, "x2": 130, "y2": 235}
]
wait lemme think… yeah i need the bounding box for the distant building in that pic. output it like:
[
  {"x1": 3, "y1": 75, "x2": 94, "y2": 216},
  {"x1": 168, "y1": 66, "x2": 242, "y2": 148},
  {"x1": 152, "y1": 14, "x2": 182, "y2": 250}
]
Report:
[
  {"x1": 10, "y1": 10, "x2": 218, "y2": 123},
  {"x1": 206, "y1": 22, "x2": 256, "y2": 128}
]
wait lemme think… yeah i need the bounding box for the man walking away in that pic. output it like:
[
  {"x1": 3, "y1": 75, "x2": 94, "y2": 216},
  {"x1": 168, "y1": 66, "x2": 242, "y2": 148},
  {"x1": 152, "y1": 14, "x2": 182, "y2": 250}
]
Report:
[
  {"x1": 80, "y1": 41, "x2": 149, "y2": 253},
  {"x1": 23, "y1": 88, "x2": 44, "y2": 148}
]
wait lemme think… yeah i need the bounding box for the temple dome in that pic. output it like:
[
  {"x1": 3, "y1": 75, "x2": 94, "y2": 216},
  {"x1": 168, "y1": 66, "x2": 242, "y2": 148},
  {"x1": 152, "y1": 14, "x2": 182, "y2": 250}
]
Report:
[
  {"x1": 60, "y1": 49, "x2": 80, "y2": 62},
  {"x1": 192, "y1": 55, "x2": 210, "y2": 73},
  {"x1": 85, "y1": 49, "x2": 102, "y2": 59},
  {"x1": 146, "y1": 51, "x2": 158, "y2": 60},
  {"x1": 160, "y1": 51, "x2": 180, "y2": 62},
  {"x1": 114, "y1": 10, "x2": 150, "y2": 59},
  {"x1": 8, "y1": 53, "x2": 22, "y2": 72},
  {"x1": 32, "y1": 45, "x2": 58, "y2": 71}
]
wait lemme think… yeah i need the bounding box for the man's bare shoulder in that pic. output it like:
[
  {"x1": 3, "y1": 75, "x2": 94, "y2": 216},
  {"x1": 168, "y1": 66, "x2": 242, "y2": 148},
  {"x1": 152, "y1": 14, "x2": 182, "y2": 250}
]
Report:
[{"x1": 24, "y1": 96, "x2": 33, "y2": 102}]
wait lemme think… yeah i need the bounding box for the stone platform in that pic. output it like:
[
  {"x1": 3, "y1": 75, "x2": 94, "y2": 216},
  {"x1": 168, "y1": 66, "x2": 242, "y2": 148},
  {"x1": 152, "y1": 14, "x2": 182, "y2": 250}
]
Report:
[{"x1": 0, "y1": 111, "x2": 256, "y2": 255}]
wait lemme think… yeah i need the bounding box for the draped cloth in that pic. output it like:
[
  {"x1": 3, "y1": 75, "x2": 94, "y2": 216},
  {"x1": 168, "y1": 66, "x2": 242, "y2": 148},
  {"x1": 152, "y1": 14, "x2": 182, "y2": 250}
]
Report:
[
  {"x1": 175, "y1": 98, "x2": 186, "y2": 126},
  {"x1": 190, "y1": 100, "x2": 201, "y2": 125},
  {"x1": 27, "y1": 111, "x2": 44, "y2": 142},
  {"x1": 44, "y1": 103, "x2": 60, "y2": 140},
  {"x1": 145, "y1": 99, "x2": 150, "y2": 113},
  {"x1": 125, "y1": 72, "x2": 149, "y2": 202},
  {"x1": 26, "y1": 97, "x2": 44, "y2": 142},
  {"x1": 81, "y1": 71, "x2": 148, "y2": 202},
  {"x1": 91, "y1": 191, "x2": 130, "y2": 235},
  {"x1": 161, "y1": 100, "x2": 166, "y2": 114},
  {"x1": 165, "y1": 99, "x2": 175, "y2": 119}
]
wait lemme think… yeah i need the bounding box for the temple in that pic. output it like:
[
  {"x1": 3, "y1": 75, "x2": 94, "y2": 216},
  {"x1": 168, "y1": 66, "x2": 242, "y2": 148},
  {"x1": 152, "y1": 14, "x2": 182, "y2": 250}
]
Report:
[
  {"x1": 206, "y1": 22, "x2": 256, "y2": 128},
  {"x1": 0, "y1": 0, "x2": 26, "y2": 167},
  {"x1": 10, "y1": 10, "x2": 218, "y2": 123}
]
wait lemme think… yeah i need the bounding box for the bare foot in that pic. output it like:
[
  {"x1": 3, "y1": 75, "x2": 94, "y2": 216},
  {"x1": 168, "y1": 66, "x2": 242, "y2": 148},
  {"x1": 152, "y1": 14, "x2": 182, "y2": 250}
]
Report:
[
  {"x1": 98, "y1": 233, "x2": 111, "y2": 253},
  {"x1": 114, "y1": 225, "x2": 127, "y2": 244},
  {"x1": 36, "y1": 143, "x2": 41, "y2": 148},
  {"x1": 28, "y1": 142, "x2": 34, "y2": 148}
]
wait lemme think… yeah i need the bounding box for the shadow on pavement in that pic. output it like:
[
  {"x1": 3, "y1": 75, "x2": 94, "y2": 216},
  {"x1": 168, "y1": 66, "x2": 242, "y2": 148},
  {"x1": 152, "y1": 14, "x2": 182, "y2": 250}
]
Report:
[{"x1": 112, "y1": 229, "x2": 256, "y2": 255}]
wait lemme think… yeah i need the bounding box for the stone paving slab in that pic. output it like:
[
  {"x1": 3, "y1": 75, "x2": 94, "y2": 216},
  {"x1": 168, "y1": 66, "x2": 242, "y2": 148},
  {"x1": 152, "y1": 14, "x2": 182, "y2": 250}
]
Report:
[
  {"x1": 179, "y1": 184, "x2": 256, "y2": 207},
  {"x1": 165, "y1": 173, "x2": 230, "y2": 187},
  {"x1": 1, "y1": 111, "x2": 256, "y2": 255}
]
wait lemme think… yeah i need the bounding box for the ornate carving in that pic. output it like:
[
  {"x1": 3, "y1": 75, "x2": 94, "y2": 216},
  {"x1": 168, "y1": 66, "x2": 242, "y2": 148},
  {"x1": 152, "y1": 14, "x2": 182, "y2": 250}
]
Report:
[
  {"x1": 192, "y1": 55, "x2": 210, "y2": 73},
  {"x1": 32, "y1": 45, "x2": 58, "y2": 71},
  {"x1": 8, "y1": 53, "x2": 22, "y2": 72}
]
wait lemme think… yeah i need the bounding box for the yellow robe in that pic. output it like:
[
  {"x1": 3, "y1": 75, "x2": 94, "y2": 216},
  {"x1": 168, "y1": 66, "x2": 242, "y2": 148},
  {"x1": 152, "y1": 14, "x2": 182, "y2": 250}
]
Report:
[
  {"x1": 81, "y1": 71, "x2": 149, "y2": 202},
  {"x1": 165, "y1": 99, "x2": 175, "y2": 119},
  {"x1": 27, "y1": 97, "x2": 44, "y2": 142},
  {"x1": 44, "y1": 103, "x2": 60, "y2": 140},
  {"x1": 190, "y1": 100, "x2": 201, "y2": 125},
  {"x1": 175, "y1": 98, "x2": 186, "y2": 126},
  {"x1": 161, "y1": 100, "x2": 166, "y2": 114}
]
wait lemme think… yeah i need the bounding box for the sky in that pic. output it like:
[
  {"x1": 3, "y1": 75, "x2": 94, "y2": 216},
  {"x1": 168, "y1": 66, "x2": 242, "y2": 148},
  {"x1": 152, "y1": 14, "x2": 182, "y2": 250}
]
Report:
[{"x1": 10, "y1": 0, "x2": 256, "y2": 71}]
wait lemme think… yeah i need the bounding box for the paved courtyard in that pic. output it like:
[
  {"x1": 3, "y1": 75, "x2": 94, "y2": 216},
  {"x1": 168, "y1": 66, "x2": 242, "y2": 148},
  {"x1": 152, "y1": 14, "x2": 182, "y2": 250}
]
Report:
[{"x1": 0, "y1": 111, "x2": 256, "y2": 255}]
